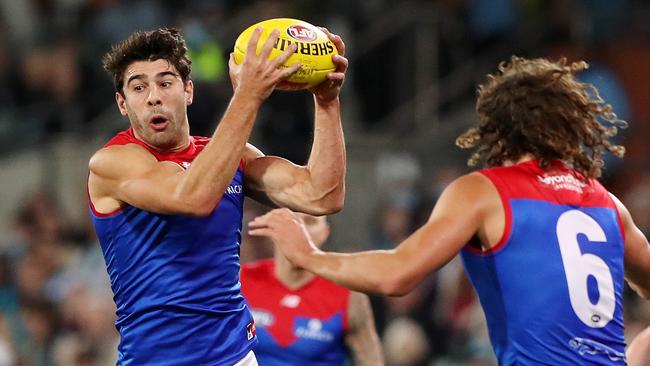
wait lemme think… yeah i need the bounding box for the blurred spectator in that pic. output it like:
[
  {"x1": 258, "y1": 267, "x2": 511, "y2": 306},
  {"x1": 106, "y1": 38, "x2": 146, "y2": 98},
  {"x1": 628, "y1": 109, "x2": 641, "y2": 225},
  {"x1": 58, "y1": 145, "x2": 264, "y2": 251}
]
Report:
[
  {"x1": 16, "y1": 298, "x2": 58, "y2": 366},
  {"x1": 466, "y1": 0, "x2": 519, "y2": 52},
  {"x1": 371, "y1": 201, "x2": 414, "y2": 250},
  {"x1": 0, "y1": 314, "x2": 14, "y2": 366},
  {"x1": 383, "y1": 316, "x2": 430, "y2": 366}
]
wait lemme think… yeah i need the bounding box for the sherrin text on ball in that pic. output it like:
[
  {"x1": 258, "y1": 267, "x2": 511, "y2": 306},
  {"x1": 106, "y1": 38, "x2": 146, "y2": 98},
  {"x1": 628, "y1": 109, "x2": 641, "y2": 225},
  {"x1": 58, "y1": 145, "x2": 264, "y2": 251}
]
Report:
[{"x1": 234, "y1": 18, "x2": 338, "y2": 88}]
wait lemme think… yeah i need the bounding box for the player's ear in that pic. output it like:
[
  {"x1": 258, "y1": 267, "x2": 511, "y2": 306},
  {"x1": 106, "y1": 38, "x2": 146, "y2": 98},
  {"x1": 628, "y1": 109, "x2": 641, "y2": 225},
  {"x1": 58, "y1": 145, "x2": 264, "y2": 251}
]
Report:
[
  {"x1": 185, "y1": 79, "x2": 194, "y2": 106},
  {"x1": 116, "y1": 91, "x2": 128, "y2": 116}
]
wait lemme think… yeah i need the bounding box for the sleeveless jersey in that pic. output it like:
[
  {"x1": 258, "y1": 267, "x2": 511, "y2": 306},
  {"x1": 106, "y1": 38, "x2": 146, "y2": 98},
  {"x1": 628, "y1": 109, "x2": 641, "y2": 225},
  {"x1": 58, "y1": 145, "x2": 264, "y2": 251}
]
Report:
[
  {"x1": 89, "y1": 128, "x2": 256, "y2": 365},
  {"x1": 240, "y1": 259, "x2": 350, "y2": 366},
  {"x1": 461, "y1": 160, "x2": 627, "y2": 365}
]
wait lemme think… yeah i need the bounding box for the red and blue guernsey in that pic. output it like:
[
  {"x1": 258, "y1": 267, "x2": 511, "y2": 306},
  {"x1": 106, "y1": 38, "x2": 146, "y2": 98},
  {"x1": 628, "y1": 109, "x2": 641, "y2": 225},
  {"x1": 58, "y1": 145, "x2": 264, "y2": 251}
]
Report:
[
  {"x1": 240, "y1": 259, "x2": 350, "y2": 366},
  {"x1": 89, "y1": 128, "x2": 256, "y2": 365},
  {"x1": 461, "y1": 160, "x2": 627, "y2": 365}
]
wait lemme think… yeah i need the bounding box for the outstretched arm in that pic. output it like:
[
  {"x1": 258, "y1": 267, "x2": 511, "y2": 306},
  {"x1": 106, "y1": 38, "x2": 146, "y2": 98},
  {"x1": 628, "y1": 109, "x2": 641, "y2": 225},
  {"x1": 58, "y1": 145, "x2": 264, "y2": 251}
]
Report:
[
  {"x1": 89, "y1": 29, "x2": 300, "y2": 216},
  {"x1": 627, "y1": 326, "x2": 650, "y2": 366},
  {"x1": 244, "y1": 29, "x2": 348, "y2": 215},
  {"x1": 611, "y1": 194, "x2": 650, "y2": 299},
  {"x1": 344, "y1": 292, "x2": 384, "y2": 366},
  {"x1": 248, "y1": 173, "x2": 500, "y2": 295}
]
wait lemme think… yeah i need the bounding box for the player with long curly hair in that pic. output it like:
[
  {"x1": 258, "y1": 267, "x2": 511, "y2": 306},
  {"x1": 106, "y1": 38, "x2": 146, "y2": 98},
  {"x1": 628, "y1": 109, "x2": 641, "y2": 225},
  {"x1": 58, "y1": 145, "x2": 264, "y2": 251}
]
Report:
[
  {"x1": 457, "y1": 56, "x2": 625, "y2": 177},
  {"x1": 249, "y1": 56, "x2": 650, "y2": 365}
]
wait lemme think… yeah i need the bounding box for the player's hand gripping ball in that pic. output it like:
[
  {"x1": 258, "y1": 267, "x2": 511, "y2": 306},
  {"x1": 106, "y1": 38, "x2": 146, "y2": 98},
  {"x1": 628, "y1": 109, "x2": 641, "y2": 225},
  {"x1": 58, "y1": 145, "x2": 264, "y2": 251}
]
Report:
[{"x1": 234, "y1": 18, "x2": 338, "y2": 89}]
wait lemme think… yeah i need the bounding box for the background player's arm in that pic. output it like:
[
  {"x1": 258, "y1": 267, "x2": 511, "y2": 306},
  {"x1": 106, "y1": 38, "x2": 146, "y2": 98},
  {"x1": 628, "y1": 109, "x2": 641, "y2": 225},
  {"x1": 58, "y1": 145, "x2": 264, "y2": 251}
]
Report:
[
  {"x1": 611, "y1": 194, "x2": 650, "y2": 299},
  {"x1": 249, "y1": 173, "x2": 499, "y2": 295},
  {"x1": 89, "y1": 29, "x2": 300, "y2": 216},
  {"x1": 243, "y1": 30, "x2": 347, "y2": 216},
  {"x1": 344, "y1": 292, "x2": 384, "y2": 366}
]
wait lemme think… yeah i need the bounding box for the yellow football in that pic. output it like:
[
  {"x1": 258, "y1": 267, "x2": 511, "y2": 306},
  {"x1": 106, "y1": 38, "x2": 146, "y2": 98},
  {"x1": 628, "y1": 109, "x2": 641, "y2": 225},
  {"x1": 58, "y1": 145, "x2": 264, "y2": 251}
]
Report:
[{"x1": 233, "y1": 18, "x2": 338, "y2": 89}]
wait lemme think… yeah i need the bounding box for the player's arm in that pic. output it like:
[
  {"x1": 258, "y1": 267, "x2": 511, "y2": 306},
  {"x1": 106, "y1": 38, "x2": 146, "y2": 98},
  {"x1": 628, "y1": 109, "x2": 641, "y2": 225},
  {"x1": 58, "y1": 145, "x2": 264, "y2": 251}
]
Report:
[
  {"x1": 89, "y1": 29, "x2": 300, "y2": 216},
  {"x1": 243, "y1": 29, "x2": 348, "y2": 216},
  {"x1": 249, "y1": 173, "x2": 497, "y2": 295},
  {"x1": 89, "y1": 87, "x2": 269, "y2": 216},
  {"x1": 344, "y1": 292, "x2": 384, "y2": 366},
  {"x1": 627, "y1": 326, "x2": 650, "y2": 366},
  {"x1": 611, "y1": 194, "x2": 650, "y2": 299}
]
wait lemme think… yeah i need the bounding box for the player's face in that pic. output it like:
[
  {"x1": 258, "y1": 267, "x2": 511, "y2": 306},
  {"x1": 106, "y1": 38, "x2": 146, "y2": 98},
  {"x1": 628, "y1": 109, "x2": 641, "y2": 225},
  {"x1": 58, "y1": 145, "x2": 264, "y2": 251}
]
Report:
[
  {"x1": 300, "y1": 215, "x2": 330, "y2": 248},
  {"x1": 116, "y1": 59, "x2": 193, "y2": 151}
]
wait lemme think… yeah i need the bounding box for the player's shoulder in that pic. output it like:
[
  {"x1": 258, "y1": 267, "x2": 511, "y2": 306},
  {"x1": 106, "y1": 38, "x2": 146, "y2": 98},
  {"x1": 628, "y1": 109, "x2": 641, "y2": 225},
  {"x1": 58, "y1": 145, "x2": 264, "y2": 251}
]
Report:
[
  {"x1": 452, "y1": 171, "x2": 493, "y2": 187},
  {"x1": 431, "y1": 172, "x2": 501, "y2": 220},
  {"x1": 88, "y1": 144, "x2": 157, "y2": 183},
  {"x1": 441, "y1": 171, "x2": 496, "y2": 198},
  {"x1": 90, "y1": 128, "x2": 155, "y2": 169},
  {"x1": 608, "y1": 191, "x2": 632, "y2": 224},
  {"x1": 89, "y1": 143, "x2": 156, "y2": 175}
]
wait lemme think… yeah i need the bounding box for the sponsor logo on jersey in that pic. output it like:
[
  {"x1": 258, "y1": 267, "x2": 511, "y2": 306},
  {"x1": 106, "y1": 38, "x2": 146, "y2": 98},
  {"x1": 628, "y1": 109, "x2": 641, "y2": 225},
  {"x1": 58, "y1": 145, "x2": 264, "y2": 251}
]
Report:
[
  {"x1": 226, "y1": 184, "x2": 243, "y2": 195},
  {"x1": 295, "y1": 319, "x2": 334, "y2": 342},
  {"x1": 246, "y1": 321, "x2": 256, "y2": 340},
  {"x1": 251, "y1": 309, "x2": 274, "y2": 327},
  {"x1": 568, "y1": 337, "x2": 626, "y2": 361},
  {"x1": 538, "y1": 174, "x2": 587, "y2": 193},
  {"x1": 280, "y1": 294, "x2": 301, "y2": 308}
]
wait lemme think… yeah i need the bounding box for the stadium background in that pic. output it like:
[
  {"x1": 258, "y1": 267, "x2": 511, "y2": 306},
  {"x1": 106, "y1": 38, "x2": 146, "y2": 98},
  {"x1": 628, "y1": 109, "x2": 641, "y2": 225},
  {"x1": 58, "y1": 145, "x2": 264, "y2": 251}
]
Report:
[{"x1": 0, "y1": 0, "x2": 648, "y2": 365}]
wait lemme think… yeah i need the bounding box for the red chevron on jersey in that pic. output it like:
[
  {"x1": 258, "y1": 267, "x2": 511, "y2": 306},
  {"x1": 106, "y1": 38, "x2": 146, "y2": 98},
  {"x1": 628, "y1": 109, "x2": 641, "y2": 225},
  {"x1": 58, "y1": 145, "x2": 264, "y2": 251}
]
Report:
[{"x1": 240, "y1": 259, "x2": 349, "y2": 348}]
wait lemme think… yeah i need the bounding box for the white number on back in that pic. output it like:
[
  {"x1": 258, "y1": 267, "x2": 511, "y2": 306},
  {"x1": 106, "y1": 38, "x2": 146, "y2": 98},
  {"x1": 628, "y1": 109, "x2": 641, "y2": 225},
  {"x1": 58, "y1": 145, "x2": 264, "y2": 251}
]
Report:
[{"x1": 556, "y1": 210, "x2": 615, "y2": 328}]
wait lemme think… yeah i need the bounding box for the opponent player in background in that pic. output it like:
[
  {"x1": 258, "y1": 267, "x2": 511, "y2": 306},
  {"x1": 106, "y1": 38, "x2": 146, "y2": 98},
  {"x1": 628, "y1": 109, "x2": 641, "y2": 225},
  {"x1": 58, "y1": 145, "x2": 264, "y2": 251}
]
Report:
[
  {"x1": 240, "y1": 213, "x2": 384, "y2": 366},
  {"x1": 87, "y1": 27, "x2": 348, "y2": 365},
  {"x1": 249, "y1": 56, "x2": 650, "y2": 365}
]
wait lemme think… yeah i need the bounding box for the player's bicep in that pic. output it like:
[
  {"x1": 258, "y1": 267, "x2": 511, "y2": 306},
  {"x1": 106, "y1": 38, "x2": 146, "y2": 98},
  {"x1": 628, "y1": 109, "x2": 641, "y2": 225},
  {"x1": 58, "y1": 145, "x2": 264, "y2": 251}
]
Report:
[
  {"x1": 613, "y1": 196, "x2": 650, "y2": 298},
  {"x1": 344, "y1": 292, "x2": 384, "y2": 366},
  {"x1": 623, "y1": 227, "x2": 650, "y2": 299},
  {"x1": 88, "y1": 145, "x2": 188, "y2": 214},
  {"x1": 397, "y1": 174, "x2": 493, "y2": 272},
  {"x1": 243, "y1": 144, "x2": 311, "y2": 209},
  {"x1": 627, "y1": 326, "x2": 650, "y2": 366}
]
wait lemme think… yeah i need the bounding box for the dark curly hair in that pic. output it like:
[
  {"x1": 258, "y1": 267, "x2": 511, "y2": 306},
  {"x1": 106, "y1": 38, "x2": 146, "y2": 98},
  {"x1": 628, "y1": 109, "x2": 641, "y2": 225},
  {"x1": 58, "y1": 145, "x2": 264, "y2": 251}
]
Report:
[
  {"x1": 456, "y1": 56, "x2": 626, "y2": 178},
  {"x1": 102, "y1": 28, "x2": 192, "y2": 95}
]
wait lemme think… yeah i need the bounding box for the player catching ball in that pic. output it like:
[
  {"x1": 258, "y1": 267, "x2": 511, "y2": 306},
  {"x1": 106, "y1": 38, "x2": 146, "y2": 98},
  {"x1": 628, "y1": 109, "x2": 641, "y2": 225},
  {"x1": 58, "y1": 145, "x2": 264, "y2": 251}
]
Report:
[{"x1": 88, "y1": 25, "x2": 347, "y2": 365}]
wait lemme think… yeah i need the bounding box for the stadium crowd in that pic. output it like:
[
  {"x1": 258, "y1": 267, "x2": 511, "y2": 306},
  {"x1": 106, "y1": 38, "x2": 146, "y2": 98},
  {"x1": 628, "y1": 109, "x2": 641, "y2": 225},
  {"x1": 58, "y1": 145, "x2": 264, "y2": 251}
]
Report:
[{"x1": 0, "y1": 0, "x2": 648, "y2": 365}]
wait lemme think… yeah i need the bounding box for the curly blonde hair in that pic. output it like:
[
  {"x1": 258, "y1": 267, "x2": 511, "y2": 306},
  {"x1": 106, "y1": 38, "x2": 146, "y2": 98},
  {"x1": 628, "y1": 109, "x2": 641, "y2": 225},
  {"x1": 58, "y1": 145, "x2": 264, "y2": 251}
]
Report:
[{"x1": 456, "y1": 56, "x2": 626, "y2": 178}]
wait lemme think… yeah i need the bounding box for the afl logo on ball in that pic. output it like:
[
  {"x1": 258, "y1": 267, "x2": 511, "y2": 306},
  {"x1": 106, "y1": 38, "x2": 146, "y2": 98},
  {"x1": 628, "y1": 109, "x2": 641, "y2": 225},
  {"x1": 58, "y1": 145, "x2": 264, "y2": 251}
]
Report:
[{"x1": 287, "y1": 25, "x2": 317, "y2": 42}]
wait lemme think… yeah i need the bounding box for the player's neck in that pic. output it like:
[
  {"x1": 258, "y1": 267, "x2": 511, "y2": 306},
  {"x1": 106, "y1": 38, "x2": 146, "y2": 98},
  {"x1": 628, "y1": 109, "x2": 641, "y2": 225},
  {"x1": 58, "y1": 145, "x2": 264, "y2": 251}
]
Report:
[
  {"x1": 504, "y1": 153, "x2": 536, "y2": 166},
  {"x1": 274, "y1": 252, "x2": 315, "y2": 290}
]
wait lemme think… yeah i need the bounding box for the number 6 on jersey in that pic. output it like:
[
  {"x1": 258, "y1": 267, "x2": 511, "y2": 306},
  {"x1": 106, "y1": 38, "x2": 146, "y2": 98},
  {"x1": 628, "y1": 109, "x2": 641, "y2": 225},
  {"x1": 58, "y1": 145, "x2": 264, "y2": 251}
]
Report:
[{"x1": 557, "y1": 210, "x2": 616, "y2": 328}]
